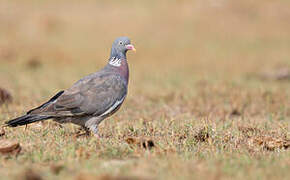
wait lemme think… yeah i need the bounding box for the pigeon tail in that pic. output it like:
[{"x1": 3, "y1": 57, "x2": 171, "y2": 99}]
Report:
[{"x1": 5, "y1": 115, "x2": 51, "y2": 127}]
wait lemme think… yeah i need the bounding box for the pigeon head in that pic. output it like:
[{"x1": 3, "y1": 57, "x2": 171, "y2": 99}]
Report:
[{"x1": 110, "y1": 37, "x2": 136, "y2": 59}]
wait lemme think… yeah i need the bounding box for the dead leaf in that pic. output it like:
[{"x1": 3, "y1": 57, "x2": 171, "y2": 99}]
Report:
[
  {"x1": 0, "y1": 128, "x2": 5, "y2": 137},
  {"x1": 125, "y1": 137, "x2": 137, "y2": 144},
  {"x1": 142, "y1": 139, "x2": 155, "y2": 150},
  {"x1": 0, "y1": 139, "x2": 21, "y2": 154},
  {"x1": 125, "y1": 137, "x2": 155, "y2": 150},
  {"x1": 252, "y1": 136, "x2": 290, "y2": 151},
  {"x1": 194, "y1": 127, "x2": 210, "y2": 142}
]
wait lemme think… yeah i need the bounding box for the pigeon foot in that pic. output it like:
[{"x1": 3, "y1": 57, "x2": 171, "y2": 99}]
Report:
[{"x1": 74, "y1": 126, "x2": 91, "y2": 138}]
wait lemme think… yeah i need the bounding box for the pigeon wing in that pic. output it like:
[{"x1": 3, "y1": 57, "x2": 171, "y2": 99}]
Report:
[{"x1": 30, "y1": 73, "x2": 127, "y2": 117}]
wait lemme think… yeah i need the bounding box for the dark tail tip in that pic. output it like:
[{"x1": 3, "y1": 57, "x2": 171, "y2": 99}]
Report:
[
  {"x1": 6, "y1": 115, "x2": 50, "y2": 127},
  {"x1": 6, "y1": 115, "x2": 30, "y2": 127}
]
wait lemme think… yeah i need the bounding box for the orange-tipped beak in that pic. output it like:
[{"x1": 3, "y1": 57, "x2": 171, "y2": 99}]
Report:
[{"x1": 126, "y1": 44, "x2": 136, "y2": 52}]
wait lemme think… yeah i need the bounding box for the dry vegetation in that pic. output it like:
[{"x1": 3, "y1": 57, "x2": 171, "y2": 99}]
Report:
[{"x1": 0, "y1": 0, "x2": 289, "y2": 179}]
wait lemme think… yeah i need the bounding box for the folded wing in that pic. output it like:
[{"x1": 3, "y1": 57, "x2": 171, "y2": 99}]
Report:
[{"x1": 28, "y1": 73, "x2": 127, "y2": 117}]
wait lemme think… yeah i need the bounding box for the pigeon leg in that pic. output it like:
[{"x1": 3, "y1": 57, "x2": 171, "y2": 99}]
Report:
[
  {"x1": 85, "y1": 117, "x2": 102, "y2": 138},
  {"x1": 89, "y1": 124, "x2": 100, "y2": 138}
]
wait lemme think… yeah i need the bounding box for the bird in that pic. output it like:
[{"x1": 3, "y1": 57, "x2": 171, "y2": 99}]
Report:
[{"x1": 5, "y1": 37, "x2": 135, "y2": 137}]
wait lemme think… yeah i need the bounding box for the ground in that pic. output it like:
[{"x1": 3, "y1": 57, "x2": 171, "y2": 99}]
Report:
[{"x1": 0, "y1": 0, "x2": 289, "y2": 180}]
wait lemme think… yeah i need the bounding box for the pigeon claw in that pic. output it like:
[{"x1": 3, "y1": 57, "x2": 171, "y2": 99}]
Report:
[{"x1": 74, "y1": 126, "x2": 91, "y2": 138}]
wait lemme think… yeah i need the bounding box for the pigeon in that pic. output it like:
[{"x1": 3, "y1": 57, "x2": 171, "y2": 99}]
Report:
[{"x1": 5, "y1": 37, "x2": 135, "y2": 136}]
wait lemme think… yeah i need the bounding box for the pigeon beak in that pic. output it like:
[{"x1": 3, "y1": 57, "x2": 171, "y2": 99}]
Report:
[{"x1": 126, "y1": 44, "x2": 136, "y2": 52}]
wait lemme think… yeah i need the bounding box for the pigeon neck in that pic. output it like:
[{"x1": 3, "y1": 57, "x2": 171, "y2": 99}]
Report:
[
  {"x1": 108, "y1": 50, "x2": 127, "y2": 67},
  {"x1": 110, "y1": 48, "x2": 127, "y2": 60},
  {"x1": 108, "y1": 56, "x2": 126, "y2": 67},
  {"x1": 106, "y1": 57, "x2": 129, "y2": 83}
]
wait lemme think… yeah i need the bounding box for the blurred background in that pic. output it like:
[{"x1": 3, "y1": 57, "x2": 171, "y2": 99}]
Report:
[
  {"x1": 1, "y1": 0, "x2": 290, "y2": 101},
  {"x1": 0, "y1": 1, "x2": 289, "y2": 179}
]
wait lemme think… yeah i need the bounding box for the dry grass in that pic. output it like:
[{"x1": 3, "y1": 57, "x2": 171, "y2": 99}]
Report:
[{"x1": 0, "y1": 0, "x2": 289, "y2": 179}]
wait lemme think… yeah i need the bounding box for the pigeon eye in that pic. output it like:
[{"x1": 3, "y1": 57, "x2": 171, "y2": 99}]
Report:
[{"x1": 119, "y1": 41, "x2": 123, "y2": 45}]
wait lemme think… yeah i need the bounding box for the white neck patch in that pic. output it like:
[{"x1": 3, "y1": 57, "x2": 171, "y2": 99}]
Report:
[{"x1": 109, "y1": 57, "x2": 121, "y2": 67}]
